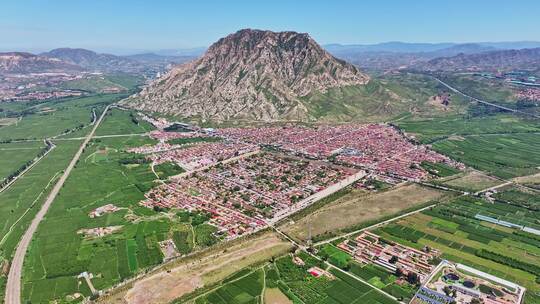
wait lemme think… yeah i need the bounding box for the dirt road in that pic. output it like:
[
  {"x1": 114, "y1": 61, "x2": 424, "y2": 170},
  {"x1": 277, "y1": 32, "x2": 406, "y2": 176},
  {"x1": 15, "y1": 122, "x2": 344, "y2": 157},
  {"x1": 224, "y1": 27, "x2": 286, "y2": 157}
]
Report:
[{"x1": 4, "y1": 105, "x2": 111, "y2": 304}]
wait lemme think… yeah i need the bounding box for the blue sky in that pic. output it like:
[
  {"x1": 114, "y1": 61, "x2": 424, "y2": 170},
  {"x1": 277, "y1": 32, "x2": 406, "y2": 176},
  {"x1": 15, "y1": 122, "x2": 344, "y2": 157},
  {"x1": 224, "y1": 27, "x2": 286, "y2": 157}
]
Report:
[{"x1": 1, "y1": 0, "x2": 539, "y2": 54}]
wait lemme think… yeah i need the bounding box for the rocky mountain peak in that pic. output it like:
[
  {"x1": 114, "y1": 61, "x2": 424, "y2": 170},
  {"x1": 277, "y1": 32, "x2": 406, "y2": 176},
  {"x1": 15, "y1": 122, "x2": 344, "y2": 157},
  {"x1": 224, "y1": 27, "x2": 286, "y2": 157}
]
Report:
[{"x1": 124, "y1": 29, "x2": 369, "y2": 121}]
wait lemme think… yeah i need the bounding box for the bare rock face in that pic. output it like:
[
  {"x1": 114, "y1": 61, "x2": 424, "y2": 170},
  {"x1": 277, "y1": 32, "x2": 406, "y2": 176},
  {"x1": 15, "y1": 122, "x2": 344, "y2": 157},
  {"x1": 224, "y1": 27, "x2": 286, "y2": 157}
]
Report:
[{"x1": 124, "y1": 29, "x2": 369, "y2": 121}]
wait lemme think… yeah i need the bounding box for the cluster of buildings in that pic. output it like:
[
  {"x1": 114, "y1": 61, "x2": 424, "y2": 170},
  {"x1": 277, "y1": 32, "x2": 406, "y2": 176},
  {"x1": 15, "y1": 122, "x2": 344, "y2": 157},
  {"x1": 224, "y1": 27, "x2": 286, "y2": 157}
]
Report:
[
  {"x1": 217, "y1": 124, "x2": 459, "y2": 181},
  {"x1": 413, "y1": 262, "x2": 524, "y2": 304},
  {"x1": 140, "y1": 152, "x2": 356, "y2": 238},
  {"x1": 88, "y1": 204, "x2": 120, "y2": 218},
  {"x1": 126, "y1": 118, "x2": 460, "y2": 243},
  {"x1": 337, "y1": 231, "x2": 440, "y2": 284},
  {"x1": 515, "y1": 88, "x2": 540, "y2": 101}
]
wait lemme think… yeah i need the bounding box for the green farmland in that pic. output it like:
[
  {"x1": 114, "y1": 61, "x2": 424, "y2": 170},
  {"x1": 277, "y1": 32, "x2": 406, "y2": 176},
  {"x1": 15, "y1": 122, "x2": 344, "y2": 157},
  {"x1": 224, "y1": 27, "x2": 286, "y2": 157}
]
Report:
[
  {"x1": 372, "y1": 196, "x2": 540, "y2": 303},
  {"x1": 0, "y1": 94, "x2": 125, "y2": 141},
  {"x1": 0, "y1": 141, "x2": 46, "y2": 181},
  {"x1": 433, "y1": 133, "x2": 540, "y2": 179},
  {"x1": 177, "y1": 252, "x2": 399, "y2": 304},
  {"x1": 94, "y1": 108, "x2": 154, "y2": 136},
  {"x1": 20, "y1": 134, "x2": 221, "y2": 303}
]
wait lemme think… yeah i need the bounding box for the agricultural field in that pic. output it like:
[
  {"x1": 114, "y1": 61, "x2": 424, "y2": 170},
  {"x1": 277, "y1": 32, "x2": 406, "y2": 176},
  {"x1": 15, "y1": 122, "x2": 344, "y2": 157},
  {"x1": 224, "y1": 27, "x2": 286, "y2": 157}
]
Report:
[
  {"x1": 282, "y1": 183, "x2": 450, "y2": 242},
  {"x1": 0, "y1": 141, "x2": 46, "y2": 182},
  {"x1": 0, "y1": 94, "x2": 125, "y2": 140},
  {"x1": 0, "y1": 140, "x2": 83, "y2": 301},
  {"x1": 268, "y1": 252, "x2": 398, "y2": 304},
  {"x1": 493, "y1": 187, "x2": 539, "y2": 208},
  {"x1": 372, "y1": 196, "x2": 540, "y2": 303},
  {"x1": 420, "y1": 161, "x2": 461, "y2": 177},
  {"x1": 433, "y1": 133, "x2": 540, "y2": 179},
  {"x1": 318, "y1": 244, "x2": 418, "y2": 302},
  {"x1": 395, "y1": 114, "x2": 540, "y2": 143},
  {"x1": 153, "y1": 161, "x2": 185, "y2": 179},
  {"x1": 167, "y1": 136, "x2": 222, "y2": 145},
  {"x1": 20, "y1": 134, "x2": 224, "y2": 303},
  {"x1": 101, "y1": 232, "x2": 291, "y2": 304},
  {"x1": 94, "y1": 108, "x2": 155, "y2": 136}
]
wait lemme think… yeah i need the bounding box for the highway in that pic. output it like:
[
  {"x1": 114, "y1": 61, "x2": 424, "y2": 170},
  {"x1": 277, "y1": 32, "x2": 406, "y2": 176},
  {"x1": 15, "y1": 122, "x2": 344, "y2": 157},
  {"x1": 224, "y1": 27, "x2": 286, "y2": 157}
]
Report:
[
  {"x1": 432, "y1": 76, "x2": 540, "y2": 119},
  {"x1": 4, "y1": 105, "x2": 111, "y2": 304}
]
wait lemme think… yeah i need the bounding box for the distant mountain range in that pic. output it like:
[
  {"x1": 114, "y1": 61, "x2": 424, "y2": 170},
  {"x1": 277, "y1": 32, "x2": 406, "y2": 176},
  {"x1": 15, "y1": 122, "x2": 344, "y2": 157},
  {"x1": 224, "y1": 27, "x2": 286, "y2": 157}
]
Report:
[
  {"x1": 413, "y1": 47, "x2": 540, "y2": 72},
  {"x1": 0, "y1": 48, "x2": 196, "y2": 77},
  {"x1": 123, "y1": 29, "x2": 369, "y2": 121},
  {"x1": 0, "y1": 52, "x2": 83, "y2": 75},
  {"x1": 324, "y1": 41, "x2": 540, "y2": 70}
]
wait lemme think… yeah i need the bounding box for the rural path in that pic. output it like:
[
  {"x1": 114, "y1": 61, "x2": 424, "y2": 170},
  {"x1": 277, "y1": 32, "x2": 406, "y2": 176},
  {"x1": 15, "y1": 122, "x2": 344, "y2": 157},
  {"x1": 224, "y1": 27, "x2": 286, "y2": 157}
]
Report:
[
  {"x1": 432, "y1": 76, "x2": 540, "y2": 119},
  {"x1": 4, "y1": 105, "x2": 111, "y2": 304}
]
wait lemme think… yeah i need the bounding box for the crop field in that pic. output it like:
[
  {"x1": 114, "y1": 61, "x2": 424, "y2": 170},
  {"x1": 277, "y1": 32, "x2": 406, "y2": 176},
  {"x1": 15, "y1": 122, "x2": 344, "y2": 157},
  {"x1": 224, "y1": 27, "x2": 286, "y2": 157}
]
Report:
[
  {"x1": 191, "y1": 268, "x2": 265, "y2": 304},
  {"x1": 167, "y1": 136, "x2": 222, "y2": 145},
  {"x1": 94, "y1": 108, "x2": 154, "y2": 136},
  {"x1": 20, "y1": 135, "x2": 220, "y2": 303},
  {"x1": 317, "y1": 244, "x2": 418, "y2": 302},
  {"x1": 493, "y1": 187, "x2": 539, "y2": 208},
  {"x1": 0, "y1": 94, "x2": 124, "y2": 140},
  {"x1": 395, "y1": 114, "x2": 540, "y2": 143},
  {"x1": 107, "y1": 232, "x2": 291, "y2": 304},
  {"x1": 372, "y1": 196, "x2": 540, "y2": 303},
  {"x1": 420, "y1": 161, "x2": 461, "y2": 177},
  {"x1": 282, "y1": 183, "x2": 449, "y2": 242},
  {"x1": 0, "y1": 140, "x2": 82, "y2": 303},
  {"x1": 154, "y1": 161, "x2": 185, "y2": 179},
  {"x1": 0, "y1": 141, "x2": 45, "y2": 181},
  {"x1": 268, "y1": 252, "x2": 398, "y2": 304},
  {"x1": 432, "y1": 133, "x2": 540, "y2": 178}
]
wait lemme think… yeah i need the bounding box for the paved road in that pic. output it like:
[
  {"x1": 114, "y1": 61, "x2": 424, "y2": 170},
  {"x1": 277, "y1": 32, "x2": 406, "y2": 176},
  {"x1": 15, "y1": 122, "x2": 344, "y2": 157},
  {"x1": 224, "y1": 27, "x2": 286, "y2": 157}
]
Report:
[
  {"x1": 432, "y1": 77, "x2": 540, "y2": 119},
  {"x1": 4, "y1": 105, "x2": 111, "y2": 304}
]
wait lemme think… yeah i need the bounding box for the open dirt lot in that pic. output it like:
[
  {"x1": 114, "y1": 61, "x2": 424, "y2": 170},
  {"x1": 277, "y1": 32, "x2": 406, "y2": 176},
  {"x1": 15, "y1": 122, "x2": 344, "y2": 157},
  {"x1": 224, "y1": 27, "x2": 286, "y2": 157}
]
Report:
[
  {"x1": 264, "y1": 288, "x2": 293, "y2": 304},
  {"x1": 282, "y1": 183, "x2": 447, "y2": 242},
  {"x1": 442, "y1": 170, "x2": 503, "y2": 191},
  {"x1": 99, "y1": 231, "x2": 292, "y2": 304}
]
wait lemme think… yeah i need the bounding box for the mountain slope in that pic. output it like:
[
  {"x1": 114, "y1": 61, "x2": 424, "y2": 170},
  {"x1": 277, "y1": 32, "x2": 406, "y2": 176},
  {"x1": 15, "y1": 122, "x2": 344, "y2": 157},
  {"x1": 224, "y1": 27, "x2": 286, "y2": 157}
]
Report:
[
  {"x1": 42, "y1": 48, "x2": 142, "y2": 73},
  {"x1": 0, "y1": 52, "x2": 83, "y2": 75},
  {"x1": 123, "y1": 29, "x2": 369, "y2": 121}
]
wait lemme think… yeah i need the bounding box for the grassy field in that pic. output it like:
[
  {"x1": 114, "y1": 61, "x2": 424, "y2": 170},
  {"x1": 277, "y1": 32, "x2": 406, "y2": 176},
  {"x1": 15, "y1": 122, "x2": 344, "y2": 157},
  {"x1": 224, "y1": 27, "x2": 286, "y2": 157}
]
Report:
[
  {"x1": 0, "y1": 141, "x2": 45, "y2": 181},
  {"x1": 432, "y1": 133, "x2": 540, "y2": 178},
  {"x1": 0, "y1": 94, "x2": 125, "y2": 140},
  {"x1": 282, "y1": 183, "x2": 449, "y2": 242},
  {"x1": 302, "y1": 73, "x2": 469, "y2": 122},
  {"x1": 94, "y1": 108, "x2": 155, "y2": 136},
  {"x1": 439, "y1": 170, "x2": 503, "y2": 192},
  {"x1": 372, "y1": 196, "x2": 540, "y2": 303}
]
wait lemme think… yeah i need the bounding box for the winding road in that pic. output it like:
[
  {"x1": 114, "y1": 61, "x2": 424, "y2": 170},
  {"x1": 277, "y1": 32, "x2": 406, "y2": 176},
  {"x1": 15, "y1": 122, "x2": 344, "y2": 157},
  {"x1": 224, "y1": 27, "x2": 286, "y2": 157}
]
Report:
[
  {"x1": 4, "y1": 105, "x2": 111, "y2": 304},
  {"x1": 432, "y1": 76, "x2": 540, "y2": 119}
]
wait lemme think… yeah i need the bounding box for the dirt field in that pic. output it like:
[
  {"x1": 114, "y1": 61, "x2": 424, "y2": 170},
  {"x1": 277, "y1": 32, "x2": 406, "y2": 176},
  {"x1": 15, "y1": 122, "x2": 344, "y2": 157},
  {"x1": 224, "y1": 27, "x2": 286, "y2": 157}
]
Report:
[
  {"x1": 443, "y1": 170, "x2": 502, "y2": 191},
  {"x1": 264, "y1": 288, "x2": 292, "y2": 304},
  {"x1": 282, "y1": 183, "x2": 447, "y2": 242},
  {"x1": 99, "y1": 231, "x2": 291, "y2": 304},
  {"x1": 512, "y1": 172, "x2": 540, "y2": 184}
]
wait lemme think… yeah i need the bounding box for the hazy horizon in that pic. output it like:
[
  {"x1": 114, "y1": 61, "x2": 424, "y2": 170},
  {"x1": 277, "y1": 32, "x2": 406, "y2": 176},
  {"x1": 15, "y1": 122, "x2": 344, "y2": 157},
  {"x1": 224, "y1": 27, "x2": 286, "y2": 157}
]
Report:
[{"x1": 2, "y1": 0, "x2": 540, "y2": 55}]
